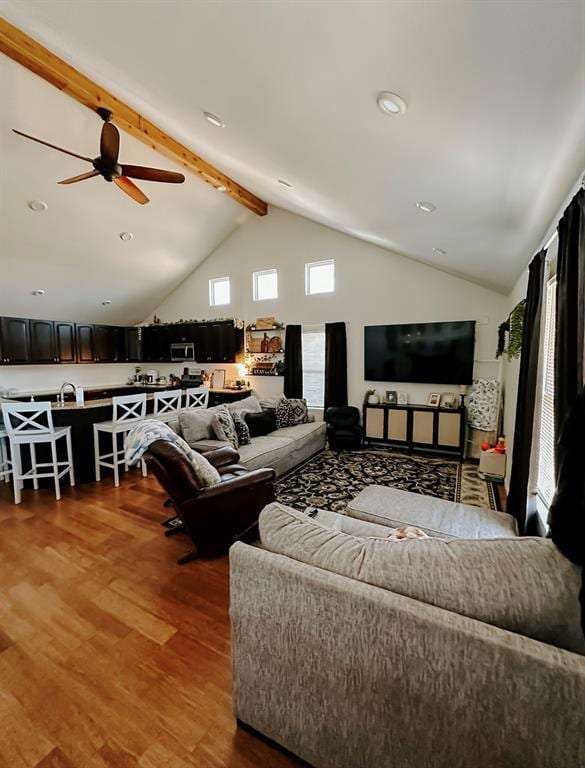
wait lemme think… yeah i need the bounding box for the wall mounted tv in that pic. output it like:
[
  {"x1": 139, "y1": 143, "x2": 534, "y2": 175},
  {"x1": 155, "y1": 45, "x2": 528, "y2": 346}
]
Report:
[{"x1": 364, "y1": 320, "x2": 476, "y2": 385}]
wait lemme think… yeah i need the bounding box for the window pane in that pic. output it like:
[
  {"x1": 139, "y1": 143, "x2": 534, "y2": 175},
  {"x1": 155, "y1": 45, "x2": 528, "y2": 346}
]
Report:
[
  {"x1": 254, "y1": 269, "x2": 278, "y2": 301},
  {"x1": 210, "y1": 277, "x2": 230, "y2": 306},
  {"x1": 536, "y1": 278, "x2": 556, "y2": 514},
  {"x1": 306, "y1": 260, "x2": 334, "y2": 294},
  {"x1": 302, "y1": 326, "x2": 325, "y2": 407}
]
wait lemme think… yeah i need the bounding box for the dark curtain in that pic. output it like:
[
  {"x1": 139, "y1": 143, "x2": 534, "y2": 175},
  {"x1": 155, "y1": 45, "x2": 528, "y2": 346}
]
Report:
[
  {"x1": 507, "y1": 249, "x2": 546, "y2": 535},
  {"x1": 283, "y1": 325, "x2": 303, "y2": 399},
  {"x1": 324, "y1": 322, "x2": 348, "y2": 413},
  {"x1": 548, "y1": 388, "x2": 585, "y2": 638},
  {"x1": 549, "y1": 189, "x2": 585, "y2": 640},
  {"x1": 554, "y1": 188, "x2": 585, "y2": 469}
]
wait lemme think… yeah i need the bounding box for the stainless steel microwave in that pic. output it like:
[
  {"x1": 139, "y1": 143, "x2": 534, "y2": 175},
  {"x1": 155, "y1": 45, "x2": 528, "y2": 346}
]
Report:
[{"x1": 170, "y1": 343, "x2": 195, "y2": 362}]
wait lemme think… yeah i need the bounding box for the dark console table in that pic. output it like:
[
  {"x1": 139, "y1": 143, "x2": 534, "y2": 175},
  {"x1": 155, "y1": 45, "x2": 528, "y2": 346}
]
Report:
[{"x1": 363, "y1": 402, "x2": 466, "y2": 458}]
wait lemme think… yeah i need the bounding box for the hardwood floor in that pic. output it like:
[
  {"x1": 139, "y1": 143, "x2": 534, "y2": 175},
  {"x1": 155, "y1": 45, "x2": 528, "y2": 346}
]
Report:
[{"x1": 0, "y1": 474, "x2": 306, "y2": 768}]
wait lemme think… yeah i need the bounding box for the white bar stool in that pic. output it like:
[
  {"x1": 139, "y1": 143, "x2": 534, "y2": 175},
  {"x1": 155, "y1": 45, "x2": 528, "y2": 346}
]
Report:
[
  {"x1": 0, "y1": 425, "x2": 12, "y2": 483},
  {"x1": 183, "y1": 386, "x2": 209, "y2": 410},
  {"x1": 153, "y1": 389, "x2": 182, "y2": 422},
  {"x1": 2, "y1": 402, "x2": 75, "y2": 504},
  {"x1": 93, "y1": 393, "x2": 147, "y2": 487}
]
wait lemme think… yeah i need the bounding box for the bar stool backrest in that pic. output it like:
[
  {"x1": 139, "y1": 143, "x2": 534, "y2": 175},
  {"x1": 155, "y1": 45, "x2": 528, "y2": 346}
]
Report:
[
  {"x1": 154, "y1": 390, "x2": 182, "y2": 415},
  {"x1": 184, "y1": 387, "x2": 209, "y2": 410},
  {"x1": 111, "y1": 393, "x2": 147, "y2": 424},
  {"x1": 2, "y1": 401, "x2": 54, "y2": 437}
]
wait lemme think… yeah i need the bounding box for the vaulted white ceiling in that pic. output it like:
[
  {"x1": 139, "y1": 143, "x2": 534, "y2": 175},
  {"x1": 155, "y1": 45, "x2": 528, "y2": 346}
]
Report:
[
  {"x1": 0, "y1": 55, "x2": 246, "y2": 325},
  {"x1": 1, "y1": 0, "x2": 585, "y2": 299}
]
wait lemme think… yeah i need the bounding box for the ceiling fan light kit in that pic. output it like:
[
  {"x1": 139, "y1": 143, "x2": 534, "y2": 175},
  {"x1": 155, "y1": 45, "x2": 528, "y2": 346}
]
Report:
[{"x1": 13, "y1": 110, "x2": 186, "y2": 205}]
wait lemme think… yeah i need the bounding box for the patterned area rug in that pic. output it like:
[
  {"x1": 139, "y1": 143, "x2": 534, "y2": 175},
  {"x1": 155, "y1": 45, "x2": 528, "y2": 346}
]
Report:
[{"x1": 275, "y1": 449, "x2": 498, "y2": 513}]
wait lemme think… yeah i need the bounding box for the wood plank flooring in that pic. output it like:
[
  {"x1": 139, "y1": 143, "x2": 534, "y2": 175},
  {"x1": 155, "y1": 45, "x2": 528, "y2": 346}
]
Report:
[{"x1": 0, "y1": 474, "x2": 306, "y2": 768}]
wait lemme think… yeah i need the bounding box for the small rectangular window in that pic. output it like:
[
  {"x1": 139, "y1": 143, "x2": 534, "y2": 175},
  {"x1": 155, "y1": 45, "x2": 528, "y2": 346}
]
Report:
[
  {"x1": 302, "y1": 325, "x2": 325, "y2": 408},
  {"x1": 535, "y1": 276, "x2": 557, "y2": 523},
  {"x1": 209, "y1": 276, "x2": 230, "y2": 306},
  {"x1": 253, "y1": 269, "x2": 278, "y2": 301},
  {"x1": 305, "y1": 259, "x2": 334, "y2": 295}
]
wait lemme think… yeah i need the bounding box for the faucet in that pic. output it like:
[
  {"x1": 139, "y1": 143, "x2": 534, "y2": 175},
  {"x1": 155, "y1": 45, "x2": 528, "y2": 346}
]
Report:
[{"x1": 58, "y1": 382, "x2": 77, "y2": 405}]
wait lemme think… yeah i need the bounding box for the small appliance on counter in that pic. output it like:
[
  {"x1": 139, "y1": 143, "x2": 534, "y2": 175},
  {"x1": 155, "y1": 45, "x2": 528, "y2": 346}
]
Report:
[
  {"x1": 145, "y1": 370, "x2": 159, "y2": 385},
  {"x1": 181, "y1": 367, "x2": 204, "y2": 387}
]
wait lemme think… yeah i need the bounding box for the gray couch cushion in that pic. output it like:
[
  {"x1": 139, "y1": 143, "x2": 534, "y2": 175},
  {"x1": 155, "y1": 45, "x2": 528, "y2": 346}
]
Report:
[
  {"x1": 227, "y1": 395, "x2": 262, "y2": 415},
  {"x1": 259, "y1": 502, "x2": 585, "y2": 655},
  {"x1": 272, "y1": 422, "x2": 325, "y2": 441},
  {"x1": 236, "y1": 435, "x2": 293, "y2": 470},
  {"x1": 347, "y1": 485, "x2": 518, "y2": 539},
  {"x1": 179, "y1": 406, "x2": 222, "y2": 445}
]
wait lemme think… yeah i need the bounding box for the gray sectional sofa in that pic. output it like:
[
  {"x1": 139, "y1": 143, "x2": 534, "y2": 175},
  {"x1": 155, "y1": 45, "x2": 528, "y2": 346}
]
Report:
[
  {"x1": 230, "y1": 502, "x2": 585, "y2": 768},
  {"x1": 169, "y1": 394, "x2": 326, "y2": 477}
]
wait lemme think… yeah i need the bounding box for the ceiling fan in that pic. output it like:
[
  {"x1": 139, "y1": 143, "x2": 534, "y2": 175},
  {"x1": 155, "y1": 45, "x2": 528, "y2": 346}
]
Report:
[{"x1": 13, "y1": 108, "x2": 185, "y2": 205}]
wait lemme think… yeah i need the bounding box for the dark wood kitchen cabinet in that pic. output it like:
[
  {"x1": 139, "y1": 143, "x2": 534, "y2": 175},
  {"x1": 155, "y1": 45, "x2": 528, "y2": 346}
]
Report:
[
  {"x1": 54, "y1": 322, "x2": 77, "y2": 363},
  {"x1": 0, "y1": 316, "x2": 31, "y2": 364},
  {"x1": 30, "y1": 319, "x2": 57, "y2": 363},
  {"x1": 94, "y1": 324, "x2": 120, "y2": 362},
  {"x1": 123, "y1": 327, "x2": 141, "y2": 362},
  {"x1": 76, "y1": 324, "x2": 96, "y2": 363}
]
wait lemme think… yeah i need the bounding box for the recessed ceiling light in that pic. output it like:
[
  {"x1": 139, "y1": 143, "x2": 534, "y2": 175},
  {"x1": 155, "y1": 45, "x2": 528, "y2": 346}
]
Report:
[
  {"x1": 32, "y1": 289, "x2": 45, "y2": 296},
  {"x1": 217, "y1": 185, "x2": 227, "y2": 192},
  {"x1": 101, "y1": 300, "x2": 112, "y2": 306},
  {"x1": 432, "y1": 247, "x2": 446, "y2": 256},
  {"x1": 278, "y1": 179, "x2": 293, "y2": 189},
  {"x1": 203, "y1": 111, "x2": 225, "y2": 128},
  {"x1": 376, "y1": 91, "x2": 407, "y2": 116},
  {"x1": 119, "y1": 232, "x2": 133, "y2": 241},
  {"x1": 416, "y1": 201, "x2": 436, "y2": 213},
  {"x1": 28, "y1": 200, "x2": 47, "y2": 212}
]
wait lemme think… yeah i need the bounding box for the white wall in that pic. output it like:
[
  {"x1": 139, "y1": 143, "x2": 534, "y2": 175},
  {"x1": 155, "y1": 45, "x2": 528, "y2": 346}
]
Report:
[{"x1": 148, "y1": 206, "x2": 508, "y2": 408}]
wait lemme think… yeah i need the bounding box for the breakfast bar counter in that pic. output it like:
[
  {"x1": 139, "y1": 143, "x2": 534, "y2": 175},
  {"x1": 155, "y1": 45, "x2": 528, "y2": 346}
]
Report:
[{"x1": 0, "y1": 384, "x2": 252, "y2": 484}]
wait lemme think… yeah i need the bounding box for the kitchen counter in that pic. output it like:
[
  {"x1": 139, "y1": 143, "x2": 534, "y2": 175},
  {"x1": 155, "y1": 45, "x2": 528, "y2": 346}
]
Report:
[
  {"x1": 0, "y1": 383, "x2": 252, "y2": 410},
  {"x1": 0, "y1": 384, "x2": 253, "y2": 483}
]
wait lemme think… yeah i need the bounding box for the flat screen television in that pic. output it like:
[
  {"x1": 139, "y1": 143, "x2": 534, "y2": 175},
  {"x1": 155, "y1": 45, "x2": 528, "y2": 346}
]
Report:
[{"x1": 364, "y1": 320, "x2": 475, "y2": 385}]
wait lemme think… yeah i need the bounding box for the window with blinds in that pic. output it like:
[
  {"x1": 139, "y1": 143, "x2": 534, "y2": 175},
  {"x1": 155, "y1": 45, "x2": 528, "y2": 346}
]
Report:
[
  {"x1": 535, "y1": 277, "x2": 557, "y2": 512},
  {"x1": 302, "y1": 325, "x2": 325, "y2": 408}
]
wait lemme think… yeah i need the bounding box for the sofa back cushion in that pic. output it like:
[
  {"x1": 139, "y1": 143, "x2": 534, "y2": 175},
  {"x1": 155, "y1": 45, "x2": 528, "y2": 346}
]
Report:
[
  {"x1": 259, "y1": 502, "x2": 585, "y2": 655},
  {"x1": 227, "y1": 395, "x2": 262, "y2": 415}
]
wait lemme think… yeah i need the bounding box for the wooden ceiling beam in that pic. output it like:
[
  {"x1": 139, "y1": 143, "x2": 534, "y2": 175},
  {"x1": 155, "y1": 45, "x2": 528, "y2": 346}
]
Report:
[{"x1": 0, "y1": 18, "x2": 268, "y2": 216}]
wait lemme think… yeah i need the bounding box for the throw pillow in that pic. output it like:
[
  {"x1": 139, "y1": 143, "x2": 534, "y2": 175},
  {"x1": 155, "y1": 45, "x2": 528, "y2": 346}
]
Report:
[
  {"x1": 286, "y1": 398, "x2": 309, "y2": 425},
  {"x1": 245, "y1": 409, "x2": 277, "y2": 437},
  {"x1": 275, "y1": 399, "x2": 294, "y2": 429},
  {"x1": 211, "y1": 406, "x2": 239, "y2": 449},
  {"x1": 260, "y1": 395, "x2": 286, "y2": 411},
  {"x1": 190, "y1": 451, "x2": 221, "y2": 487},
  {"x1": 232, "y1": 412, "x2": 251, "y2": 446},
  {"x1": 179, "y1": 407, "x2": 219, "y2": 446}
]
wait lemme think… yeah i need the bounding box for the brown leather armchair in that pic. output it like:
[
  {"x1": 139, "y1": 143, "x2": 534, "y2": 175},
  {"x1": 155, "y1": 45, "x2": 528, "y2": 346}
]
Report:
[{"x1": 144, "y1": 441, "x2": 275, "y2": 563}]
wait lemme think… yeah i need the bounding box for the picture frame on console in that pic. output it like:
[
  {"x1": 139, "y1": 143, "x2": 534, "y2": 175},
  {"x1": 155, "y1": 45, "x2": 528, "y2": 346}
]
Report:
[
  {"x1": 427, "y1": 393, "x2": 440, "y2": 407},
  {"x1": 385, "y1": 390, "x2": 397, "y2": 405},
  {"x1": 440, "y1": 392, "x2": 459, "y2": 409},
  {"x1": 397, "y1": 391, "x2": 408, "y2": 405}
]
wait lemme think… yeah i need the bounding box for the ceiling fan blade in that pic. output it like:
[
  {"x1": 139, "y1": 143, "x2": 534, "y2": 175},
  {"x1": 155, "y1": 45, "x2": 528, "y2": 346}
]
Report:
[
  {"x1": 114, "y1": 176, "x2": 149, "y2": 205},
  {"x1": 121, "y1": 165, "x2": 185, "y2": 184},
  {"x1": 58, "y1": 170, "x2": 100, "y2": 185},
  {"x1": 100, "y1": 121, "x2": 120, "y2": 165},
  {"x1": 12, "y1": 129, "x2": 93, "y2": 163}
]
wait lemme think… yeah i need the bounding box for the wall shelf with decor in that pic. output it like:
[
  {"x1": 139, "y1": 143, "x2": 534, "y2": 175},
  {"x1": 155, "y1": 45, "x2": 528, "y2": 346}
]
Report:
[{"x1": 245, "y1": 318, "x2": 285, "y2": 376}]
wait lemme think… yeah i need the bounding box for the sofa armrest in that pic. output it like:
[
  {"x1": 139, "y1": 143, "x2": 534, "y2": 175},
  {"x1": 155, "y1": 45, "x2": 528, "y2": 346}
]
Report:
[
  {"x1": 230, "y1": 543, "x2": 585, "y2": 768},
  {"x1": 202, "y1": 446, "x2": 241, "y2": 467}
]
